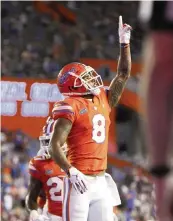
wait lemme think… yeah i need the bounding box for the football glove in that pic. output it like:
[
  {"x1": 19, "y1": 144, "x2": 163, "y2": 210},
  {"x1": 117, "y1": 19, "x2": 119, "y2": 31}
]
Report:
[
  {"x1": 118, "y1": 15, "x2": 132, "y2": 44},
  {"x1": 68, "y1": 167, "x2": 88, "y2": 194},
  {"x1": 30, "y1": 210, "x2": 50, "y2": 221}
]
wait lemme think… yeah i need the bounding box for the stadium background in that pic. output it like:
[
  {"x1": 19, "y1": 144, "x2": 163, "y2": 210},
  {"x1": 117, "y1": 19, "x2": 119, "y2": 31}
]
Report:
[{"x1": 1, "y1": 1, "x2": 155, "y2": 221}]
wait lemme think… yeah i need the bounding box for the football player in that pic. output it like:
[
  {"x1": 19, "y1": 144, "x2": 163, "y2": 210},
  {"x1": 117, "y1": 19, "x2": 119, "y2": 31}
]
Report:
[
  {"x1": 50, "y1": 16, "x2": 131, "y2": 221},
  {"x1": 139, "y1": 1, "x2": 173, "y2": 220},
  {"x1": 25, "y1": 118, "x2": 67, "y2": 221},
  {"x1": 26, "y1": 147, "x2": 66, "y2": 221}
]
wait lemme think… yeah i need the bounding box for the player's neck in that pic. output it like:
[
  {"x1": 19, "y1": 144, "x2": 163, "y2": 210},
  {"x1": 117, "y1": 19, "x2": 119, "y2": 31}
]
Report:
[
  {"x1": 81, "y1": 94, "x2": 94, "y2": 99},
  {"x1": 81, "y1": 94, "x2": 94, "y2": 102}
]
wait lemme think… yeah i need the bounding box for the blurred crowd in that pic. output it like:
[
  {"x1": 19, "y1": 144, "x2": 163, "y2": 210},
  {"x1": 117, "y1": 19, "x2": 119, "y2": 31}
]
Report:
[
  {"x1": 1, "y1": 129, "x2": 39, "y2": 221},
  {"x1": 1, "y1": 128, "x2": 155, "y2": 221},
  {"x1": 109, "y1": 166, "x2": 156, "y2": 221},
  {"x1": 1, "y1": 1, "x2": 144, "y2": 79}
]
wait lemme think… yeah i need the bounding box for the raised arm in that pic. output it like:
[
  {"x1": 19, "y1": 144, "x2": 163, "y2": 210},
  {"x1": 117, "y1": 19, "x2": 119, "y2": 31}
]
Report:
[
  {"x1": 50, "y1": 118, "x2": 72, "y2": 173},
  {"x1": 108, "y1": 16, "x2": 132, "y2": 108}
]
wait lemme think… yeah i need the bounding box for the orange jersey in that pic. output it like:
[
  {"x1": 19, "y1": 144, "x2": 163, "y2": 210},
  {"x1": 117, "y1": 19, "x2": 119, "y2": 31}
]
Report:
[
  {"x1": 52, "y1": 88, "x2": 111, "y2": 174},
  {"x1": 29, "y1": 157, "x2": 65, "y2": 217}
]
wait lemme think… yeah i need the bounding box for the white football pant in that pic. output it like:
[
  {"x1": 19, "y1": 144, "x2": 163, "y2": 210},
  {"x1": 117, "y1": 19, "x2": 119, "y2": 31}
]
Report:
[{"x1": 63, "y1": 174, "x2": 114, "y2": 221}]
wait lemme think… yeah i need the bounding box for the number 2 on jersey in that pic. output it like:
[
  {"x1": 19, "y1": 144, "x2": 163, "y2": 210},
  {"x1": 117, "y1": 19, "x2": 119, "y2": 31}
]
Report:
[
  {"x1": 92, "y1": 114, "x2": 106, "y2": 143},
  {"x1": 47, "y1": 177, "x2": 63, "y2": 201}
]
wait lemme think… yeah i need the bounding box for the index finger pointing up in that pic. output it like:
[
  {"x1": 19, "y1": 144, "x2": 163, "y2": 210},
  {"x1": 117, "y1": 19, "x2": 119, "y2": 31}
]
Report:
[{"x1": 119, "y1": 15, "x2": 123, "y2": 29}]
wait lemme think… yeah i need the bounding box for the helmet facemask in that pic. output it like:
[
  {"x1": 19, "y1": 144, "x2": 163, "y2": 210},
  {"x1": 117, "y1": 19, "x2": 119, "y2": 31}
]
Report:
[
  {"x1": 38, "y1": 135, "x2": 51, "y2": 158},
  {"x1": 39, "y1": 135, "x2": 51, "y2": 148},
  {"x1": 71, "y1": 66, "x2": 103, "y2": 95},
  {"x1": 38, "y1": 135, "x2": 68, "y2": 157}
]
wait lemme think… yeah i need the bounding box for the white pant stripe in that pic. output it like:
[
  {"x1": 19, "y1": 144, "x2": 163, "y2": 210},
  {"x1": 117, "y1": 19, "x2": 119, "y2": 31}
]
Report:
[{"x1": 63, "y1": 177, "x2": 70, "y2": 221}]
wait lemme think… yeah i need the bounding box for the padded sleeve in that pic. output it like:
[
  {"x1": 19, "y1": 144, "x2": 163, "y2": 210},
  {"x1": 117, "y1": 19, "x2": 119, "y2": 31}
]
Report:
[
  {"x1": 52, "y1": 101, "x2": 76, "y2": 123},
  {"x1": 28, "y1": 158, "x2": 42, "y2": 180}
]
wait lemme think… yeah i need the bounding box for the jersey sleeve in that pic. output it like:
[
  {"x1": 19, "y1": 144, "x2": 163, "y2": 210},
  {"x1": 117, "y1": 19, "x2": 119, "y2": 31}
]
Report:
[
  {"x1": 52, "y1": 101, "x2": 76, "y2": 123},
  {"x1": 29, "y1": 158, "x2": 42, "y2": 180}
]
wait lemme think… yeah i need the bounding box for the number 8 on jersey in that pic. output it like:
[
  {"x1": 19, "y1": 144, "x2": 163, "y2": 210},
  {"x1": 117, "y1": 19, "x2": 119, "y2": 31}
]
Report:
[{"x1": 92, "y1": 114, "x2": 106, "y2": 143}]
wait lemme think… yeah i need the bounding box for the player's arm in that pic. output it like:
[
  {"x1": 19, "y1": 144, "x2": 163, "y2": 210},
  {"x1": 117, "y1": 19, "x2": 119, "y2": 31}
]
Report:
[
  {"x1": 25, "y1": 176, "x2": 43, "y2": 212},
  {"x1": 50, "y1": 118, "x2": 72, "y2": 173},
  {"x1": 108, "y1": 16, "x2": 131, "y2": 108},
  {"x1": 50, "y1": 102, "x2": 88, "y2": 194}
]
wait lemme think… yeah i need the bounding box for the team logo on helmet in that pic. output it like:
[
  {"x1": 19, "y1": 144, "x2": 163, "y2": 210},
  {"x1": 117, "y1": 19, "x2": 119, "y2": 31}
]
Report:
[{"x1": 59, "y1": 67, "x2": 76, "y2": 84}]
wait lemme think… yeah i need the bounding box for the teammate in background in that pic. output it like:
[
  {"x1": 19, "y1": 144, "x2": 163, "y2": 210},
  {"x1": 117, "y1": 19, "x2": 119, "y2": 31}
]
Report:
[
  {"x1": 25, "y1": 118, "x2": 67, "y2": 221},
  {"x1": 139, "y1": 1, "x2": 173, "y2": 220},
  {"x1": 50, "y1": 16, "x2": 131, "y2": 221},
  {"x1": 26, "y1": 147, "x2": 66, "y2": 221}
]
